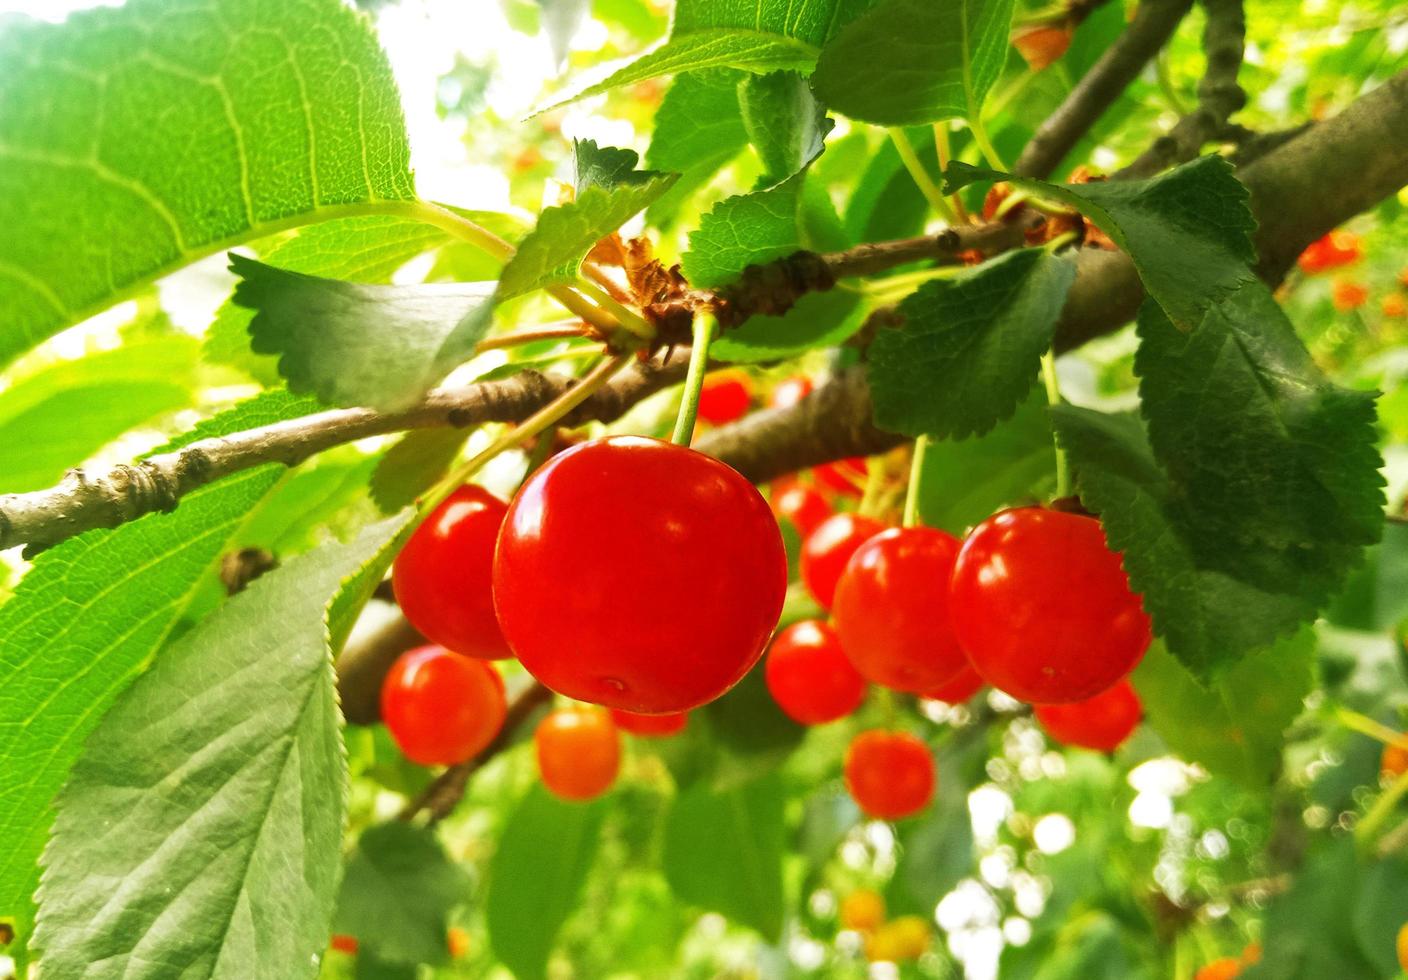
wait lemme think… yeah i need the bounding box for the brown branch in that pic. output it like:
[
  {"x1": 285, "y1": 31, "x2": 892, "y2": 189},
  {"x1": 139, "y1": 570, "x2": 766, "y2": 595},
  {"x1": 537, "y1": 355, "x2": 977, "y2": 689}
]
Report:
[
  {"x1": 1014, "y1": 0, "x2": 1196, "y2": 178},
  {"x1": 399, "y1": 680, "x2": 554, "y2": 823},
  {"x1": 1116, "y1": 0, "x2": 1247, "y2": 179}
]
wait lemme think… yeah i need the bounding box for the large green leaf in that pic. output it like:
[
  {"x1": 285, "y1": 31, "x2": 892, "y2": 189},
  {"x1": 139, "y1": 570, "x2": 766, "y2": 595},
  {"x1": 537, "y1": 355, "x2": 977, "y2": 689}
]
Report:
[
  {"x1": 868, "y1": 250, "x2": 1076, "y2": 439},
  {"x1": 334, "y1": 823, "x2": 472, "y2": 966},
  {"x1": 1132, "y1": 633, "x2": 1314, "y2": 788},
  {"x1": 711, "y1": 290, "x2": 862, "y2": 362},
  {"x1": 680, "y1": 178, "x2": 801, "y2": 289},
  {"x1": 944, "y1": 156, "x2": 1257, "y2": 329},
  {"x1": 231, "y1": 255, "x2": 496, "y2": 411},
  {"x1": 0, "y1": 390, "x2": 320, "y2": 940},
  {"x1": 33, "y1": 510, "x2": 413, "y2": 977},
  {"x1": 662, "y1": 773, "x2": 785, "y2": 940},
  {"x1": 0, "y1": 336, "x2": 199, "y2": 493},
  {"x1": 813, "y1": 0, "x2": 1015, "y2": 126},
  {"x1": 885, "y1": 739, "x2": 975, "y2": 915},
  {"x1": 738, "y1": 70, "x2": 832, "y2": 188},
  {"x1": 644, "y1": 70, "x2": 749, "y2": 224},
  {"x1": 0, "y1": 0, "x2": 415, "y2": 366},
  {"x1": 487, "y1": 784, "x2": 607, "y2": 980}
]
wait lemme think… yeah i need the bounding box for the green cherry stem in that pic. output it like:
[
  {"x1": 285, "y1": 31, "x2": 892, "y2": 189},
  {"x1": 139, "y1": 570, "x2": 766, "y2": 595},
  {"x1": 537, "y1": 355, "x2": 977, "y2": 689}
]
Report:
[
  {"x1": 968, "y1": 113, "x2": 1009, "y2": 172},
  {"x1": 1041, "y1": 349, "x2": 1071, "y2": 498},
  {"x1": 1356, "y1": 767, "x2": 1408, "y2": 851},
  {"x1": 889, "y1": 129, "x2": 958, "y2": 224},
  {"x1": 671, "y1": 308, "x2": 719, "y2": 446},
  {"x1": 902, "y1": 435, "x2": 929, "y2": 528},
  {"x1": 1336, "y1": 707, "x2": 1406, "y2": 746}
]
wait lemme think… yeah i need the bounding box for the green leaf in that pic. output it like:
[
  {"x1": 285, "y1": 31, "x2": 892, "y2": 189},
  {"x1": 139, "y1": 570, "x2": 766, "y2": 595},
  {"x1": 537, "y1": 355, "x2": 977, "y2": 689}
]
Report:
[
  {"x1": 231, "y1": 255, "x2": 496, "y2": 411},
  {"x1": 813, "y1": 0, "x2": 1015, "y2": 126},
  {"x1": 0, "y1": 389, "x2": 320, "y2": 939},
  {"x1": 1352, "y1": 854, "x2": 1408, "y2": 977},
  {"x1": 334, "y1": 823, "x2": 472, "y2": 965},
  {"x1": 916, "y1": 393, "x2": 1057, "y2": 535},
  {"x1": 369, "y1": 429, "x2": 469, "y2": 514},
  {"x1": 680, "y1": 178, "x2": 801, "y2": 289},
  {"x1": 0, "y1": 0, "x2": 415, "y2": 367},
  {"x1": 487, "y1": 784, "x2": 607, "y2": 980},
  {"x1": 702, "y1": 662, "x2": 806, "y2": 764},
  {"x1": 33, "y1": 511, "x2": 414, "y2": 978},
  {"x1": 663, "y1": 774, "x2": 785, "y2": 940},
  {"x1": 0, "y1": 336, "x2": 199, "y2": 492},
  {"x1": 886, "y1": 740, "x2": 975, "y2": 915},
  {"x1": 644, "y1": 70, "x2": 749, "y2": 224},
  {"x1": 868, "y1": 250, "x2": 1076, "y2": 439},
  {"x1": 1326, "y1": 521, "x2": 1408, "y2": 631},
  {"x1": 574, "y1": 139, "x2": 653, "y2": 193},
  {"x1": 206, "y1": 216, "x2": 458, "y2": 382},
  {"x1": 944, "y1": 156, "x2": 1258, "y2": 329},
  {"x1": 738, "y1": 70, "x2": 832, "y2": 188},
  {"x1": 497, "y1": 173, "x2": 679, "y2": 299},
  {"x1": 1132, "y1": 633, "x2": 1314, "y2": 788},
  {"x1": 711, "y1": 290, "x2": 862, "y2": 362}
]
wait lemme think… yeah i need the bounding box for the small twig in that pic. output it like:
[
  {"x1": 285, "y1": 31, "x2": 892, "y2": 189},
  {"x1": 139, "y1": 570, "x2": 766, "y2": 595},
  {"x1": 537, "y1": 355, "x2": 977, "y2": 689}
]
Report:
[{"x1": 474, "y1": 323, "x2": 596, "y2": 352}]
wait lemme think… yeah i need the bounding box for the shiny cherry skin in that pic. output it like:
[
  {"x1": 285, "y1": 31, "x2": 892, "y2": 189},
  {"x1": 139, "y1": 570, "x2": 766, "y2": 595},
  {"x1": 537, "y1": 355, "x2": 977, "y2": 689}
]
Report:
[
  {"x1": 535, "y1": 706, "x2": 621, "y2": 801},
  {"x1": 1033, "y1": 678, "x2": 1142, "y2": 752},
  {"x1": 833, "y1": 527, "x2": 969, "y2": 694},
  {"x1": 923, "y1": 664, "x2": 984, "y2": 705},
  {"x1": 812, "y1": 457, "x2": 868, "y2": 498},
  {"x1": 771, "y1": 482, "x2": 831, "y2": 538},
  {"x1": 765, "y1": 620, "x2": 868, "y2": 724},
  {"x1": 696, "y1": 372, "x2": 752, "y2": 424},
  {"x1": 769, "y1": 375, "x2": 813, "y2": 410},
  {"x1": 381, "y1": 645, "x2": 507, "y2": 766},
  {"x1": 950, "y1": 508, "x2": 1152, "y2": 704},
  {"x1": 611, "y1": 708, "x2": 688, "y2": 737},
  {"x1": 493, "y1": 436, "x2": 788, "y2": 713},
  {"x1": 800, "y1": 512, "x2": 888, "y2": 609},
  {"x1": 844, "y1": 730, "x2": 935, "y2": 820},
  {"x1": 393, "y1": 484, "x2": 512, "y2": 660}
]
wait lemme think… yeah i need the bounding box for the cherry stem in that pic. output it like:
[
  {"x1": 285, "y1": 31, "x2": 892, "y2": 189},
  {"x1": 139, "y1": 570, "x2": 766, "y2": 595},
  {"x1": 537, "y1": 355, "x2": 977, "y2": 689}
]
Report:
[
  {"x1": 1336, "y1": 707, "x2": 1405, "y2": 746},
  {"x1": 903, "y1": 435, "x2": 929, "y2": 528},
  {"x1": 571, "y1": 276, "x2": 654, "y2": 341},
  {"x1": 1041, "y1": 349, "x2": 1071, "y2": 498},
  {"x1": 474, "y1": 323, "x2": 595, "y2": 353},
  {"x1": 1356, "y1": 767, "x2": 1408, "y2": 851},
  {"x1": 671, "y1": 308, "x2": 719, "y2": 446},
  {"x1": 889, "y1": 129, "x2": 959, "y2": 225},
  {"x1": 931, "y1": 124, "x2": 970, "y2": 223}
]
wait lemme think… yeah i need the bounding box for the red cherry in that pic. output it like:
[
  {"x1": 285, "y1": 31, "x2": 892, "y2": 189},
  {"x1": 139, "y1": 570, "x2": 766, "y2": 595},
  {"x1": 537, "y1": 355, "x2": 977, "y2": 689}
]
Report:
[
  {"x1": 380, "y1": 646, "x2": 507, "y2": 765},
  {"x1": 772, "y1": 482, "x2": 832, "y2": 538},
  {"x1": 494, "y1": 436, "x2": 788, "y2": 713},
  {"x1": 764, "y1": 620, "x2": 868, "y2": 724},
  {"x1": 950, "y1": 508, "x2": 1151, "y2": 704},
  {"x1": 1297, "y1": 230, "x2": 1361, "y2": 274},
  {"x1": 696, "y1": 372, "x2": 752, "y2": 424},
  {"x1": 813, "y1": 457, "x2": 868, "y2": 497},
  {"x1": 800, "y1": 512, "x2": 888, "y2": 609},
  {"x1": 330, "y1": 934, "x2": 359, "y2": 956},
  {"x1": 844, "y1": 730, "x2": 935, "y2": 820},
  {"x1": 769, "y1": 375, "x2": 813, "y2": 410},
  {"x1": 611, "y1": 708, "x2": 688, "y2": 737},
  {"x1": 536, "y1": 706, "x2": 621, "y2": 800},
  {"x1": 393, "y1": 484, "x2": 512, "y2": 660},
  {"x1": 832, "y1": 527, "x2": 969, "y2": 694},
  {"x1": 1034, "y1": 678, "x2": 1142, "y2": 752},
  {"x1": 923, "y1": 664, "x2": 984, "y2": 704}
]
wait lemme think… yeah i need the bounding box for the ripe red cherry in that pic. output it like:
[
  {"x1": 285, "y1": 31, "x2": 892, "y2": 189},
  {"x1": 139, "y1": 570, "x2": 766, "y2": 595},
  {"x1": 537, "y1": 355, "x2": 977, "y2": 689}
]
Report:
[
  {"x1": 696, "y1": 371, "x2": 752, "y2": 424},
  {"x1": 949, "y1": 508, "x2": 1151, "y2": 704},
  {"x1": 493, "y1": 436, "x2": 788, "y2": 713},
  {"x1": 393, "y1": 484, "x2": 512, "y2": 660},
  {"x1": 611, "y1": 708, "x2": 688, "y2": 737},
  {"x1": 844, "y1": 730, "x2": 935, "y2": 820},
  {"x1": 1296, "y1": 229, "x2": 1361, "y2": 275},
  {"x1": 812, "y1": 456, "x2": 868, "y2": 497},
  {"x1": 1034, "y1": 678, "x2": 1142, "y2": 752},
  {"x1": 769, "y1": 375, "x2": 813, "y2": 409},
  {"x1": 800, "y1": 512, "x2": 888, "y2": 609},
  {"x1": 535, "y1": 706, "x2": 621, "y2": 800},
  {"x1": 923, "y1": 664, "x2": 984, "y2": 705},
  {"x1": 765, "y1": 620, "x2": 868, "y2": 724},
  {"x1": 771, "y1": 482, "x2": 831, "y2": 537},
  {"x1": 832, "y1": 526, "x2": 969, "y2": 694},
  {"x1": 381, "y1": 645, "x2": 507, "y2": 765}
]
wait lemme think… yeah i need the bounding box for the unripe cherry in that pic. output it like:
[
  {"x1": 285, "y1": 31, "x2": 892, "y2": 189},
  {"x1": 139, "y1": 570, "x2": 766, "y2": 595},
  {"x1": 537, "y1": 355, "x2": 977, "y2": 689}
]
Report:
[
  {"x1": 392, "y1": 484, "x2": 512, "y2": 659},
  {"x1": 844, "y1": 730, "x2": 935, "y2": 820},
  {"x1": 1034, "y1": 678, "x2": 1142, "y2": 752},
  {"x1": 800, "y1": 512, "x2": 887, "y2": 609},
  {"x1": 764, "y1": 620, "x2": 867, "y2": 724},
  {"x1": 381, "y1": 646, "x2": 506, "y2": 765},
  {"x1": 535, "y1": 706, "x2": 621, "y2": 801},
  {"x1": 610, "y1": 708, "x2": 688, "y2": 737},
  {"x1": 949, "y1": 508, "x2": 1151, "y2": 703},
  {"x1": 832, "y1": 526, "x2": 969, "y2": 694},
  {"x1": 839, "y1": 889, "x2": 885, "y2": 932}
]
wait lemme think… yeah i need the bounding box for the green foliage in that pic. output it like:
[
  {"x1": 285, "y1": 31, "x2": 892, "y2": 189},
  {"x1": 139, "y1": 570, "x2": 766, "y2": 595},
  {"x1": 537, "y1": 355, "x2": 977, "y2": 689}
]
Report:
[
  {"x1": 738, "y1": 70, "x2": 832, "y2": 188},
  {"x1": 644, "y1": 70, "x2": 749, "y2": 223},
  {"x1": 369, "y1": 429, "x2": 469, "y2": 513},
  {"x1": 0, "y1": 0, "x2": 414, "y2": 366},
  {"x1": 711, "y1": 290, "x2": 863, "y2": 362},
  {"x1": 680, "y1": 178, "x2": 801, "y2": 288},
  {"x1": 868, "y1": 250, "x2": 1076, "y2": 439},
  {"x1": 33, "y1": 512, "x2": 412, "y2": 978},
  {"x1": 812, "y1": 0, "x2": 1015, "y2": 126}
]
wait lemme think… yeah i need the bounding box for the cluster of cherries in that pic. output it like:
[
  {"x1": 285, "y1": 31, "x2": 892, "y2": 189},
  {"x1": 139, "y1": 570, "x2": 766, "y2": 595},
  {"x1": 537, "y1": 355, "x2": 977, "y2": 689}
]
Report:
[{"x1": 380, "y1": 371, "x2": 1151, "y2": 817}]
